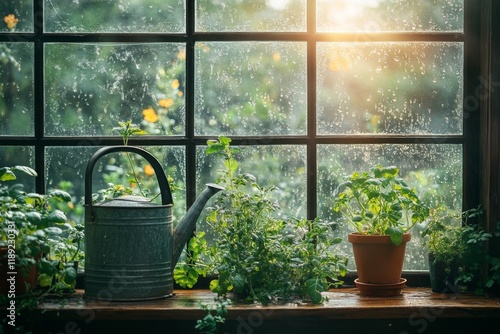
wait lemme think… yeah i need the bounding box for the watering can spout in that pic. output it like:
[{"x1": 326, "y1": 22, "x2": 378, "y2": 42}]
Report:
[{"x1": 172, "y1": 183, "x2": 224, "y2": 265}]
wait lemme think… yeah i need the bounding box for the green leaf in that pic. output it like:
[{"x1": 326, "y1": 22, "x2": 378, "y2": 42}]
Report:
[
  {"x1": 331, "y1": 237, "x2": 343, "y2": 244},
  {"x1": 13, "y1": 165, "x2": 37, "y2": 177},
  {"x1": 219, "y1": 136, "x2": 232, "y2": 146},
  {"x1": 0, "y1": 168, "x2": 16, "y2": 181},
  {"x1": 62, "y1": 266, "x2": 77, "y2": 285},
  {"x1": 188, "y1": 232, "x2": 206, "y2": 256},
  {"x1": 173, "y1": 264, "x2": 200, "y2": 288},
  {"x1": 131, "y1": 129, "x2": 147, "y2": 135},
  {"x1": 25, "y1": 211, "x2": 42, "y2": 224},
  {"x1": 224, "y1": 158, "x2": 238, "y2": 173},
  {"x1": 383, "y1": 166, "x2": 399, "y2": 177},
  {"x1": 386, "y1": 227, "x2": 403, "y2": 246},
  {"x1": 206, "y1": 142, "x2": 225, "y2": 155},
  {"x1": 33, "y1": 229, "x2": 46, "y2": 238},
  {"x1": 366, "y1": 178, "x2": 382, "y2": 186},
  {"x1": 333, "y1": 181, "x2": 352, "y2": 196},
  {"x1": 37, "y1": 258, "x2": 58, "y2": 276},
  {"x1": 38, "y1": 273, "x2": 53, "y2": 288},
  {"x1": 232, "y1": 274, "x2": 246, "y2": 294},
  {"x1": 46, "y1": 210, "x2": 67, "y2": 224},
  {"x1": 44, "y1": 226, "x2": 63, "y2": 235},
  {"x1": 210, "y1": 273, "x2": 233, "y2": 295},
  {"x1": 209, "y1": 279, "x2": 220, "y2": 292},
  {"x1": 26, "y1": 193, "x2": 44, "y2": 204},
  {"x1": 49, "y1": 189, "x2": 72, "y2": 202},
  {"x1": 305, "y1": 278, "x2": 325, "y2": 304}
]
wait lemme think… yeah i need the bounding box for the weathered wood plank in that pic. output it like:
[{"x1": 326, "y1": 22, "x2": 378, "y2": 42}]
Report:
[{"x1": 36, "y1": 288, "x2": 500, "y2": 322}]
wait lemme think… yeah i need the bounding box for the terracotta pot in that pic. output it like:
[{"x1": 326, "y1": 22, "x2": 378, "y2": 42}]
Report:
[
  {"x1": 0, "y1": 247, "x2": 38, "y2": 295},
  {"x1": 348, "y1": 232, "x2": 411, "y2": 285}
]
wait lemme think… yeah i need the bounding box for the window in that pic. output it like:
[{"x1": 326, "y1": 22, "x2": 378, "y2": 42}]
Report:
[{"x1": 0, "y1": 0, "x2": 480, "y2": 276}]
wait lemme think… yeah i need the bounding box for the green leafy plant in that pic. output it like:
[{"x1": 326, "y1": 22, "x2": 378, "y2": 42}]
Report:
[
  {"x1": 195, "y1": 298, "x2": 231, "y2": 334},
  {"x1": 1, "y1": 165, "x2": 81, "y2": 333},
  {"x1": 175, "y1": 136, "x2": 348, "y2": 306},
  {"x1": 91, "y1": 183, "x2": 135, "y2": 204},
  {"x1": 38, "y1": 220, "x2": 84, "y2": 292},
  {"x1": 332, "y1": 164, "x2": 429, "y2": 245},
  {"x1": 422, "y1": 206, "x2": 500, "y2": 294},
  {"x1": 111, "y1": 120, "x2": 150, "y2": 197},
  {"x1": 0, "y1": 166, "x2": 80, "y2": 293},
  {"x1": 93, "y1": 120, "x2": 182, "y2": 204},
  {"x1": 93, "y1": 120, "x2": 155, "y2": 204},
  {"x1": 112, "y1": 120, "x2": 147, "y2": 146}
]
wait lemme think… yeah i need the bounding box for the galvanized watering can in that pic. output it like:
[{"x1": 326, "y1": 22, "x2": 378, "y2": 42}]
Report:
[{"x1": 84, "y1": 146, "x2": 223, "y2": 301}]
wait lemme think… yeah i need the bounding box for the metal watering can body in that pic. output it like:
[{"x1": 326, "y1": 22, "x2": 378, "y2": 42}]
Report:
[{"x1": 84, "y1": 146, "x2": 223, "y2": 301}]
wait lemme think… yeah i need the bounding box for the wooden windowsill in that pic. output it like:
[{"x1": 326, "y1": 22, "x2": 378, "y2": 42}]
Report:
[
  {"x1": 37, "y1": 288, "x2": 500, "y2": 320},
  {"x1": 29, "y1": 288, "x2": 500, "y2": 333}
]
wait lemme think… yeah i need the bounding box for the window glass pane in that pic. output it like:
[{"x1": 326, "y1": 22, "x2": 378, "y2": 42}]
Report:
[
  {"x1": 46, "y1": 146, "x2": 186, "y2": 224},
  {"x1": 317, "y1": 144, "x2": 462, "y2": 271},
  {"x1": 196, "y1": 0, "x2": 306, "y2": 32},
  {"x1": 197, "y1": 144, "x2": 307, "y2": 220},
  {"x1": 317, "y1": 42, "x2": 463, "y2": 135},
  {"x1": 0, "y1": 146, "x2": 35, "y2": 192},
  {"x1": 2, "y1": 0, "x2": 32, "y2": 32},
  {"x1": 44, "y1": 0, "x2": 185, "y2": 33},
  {"x1": 317, "y1": 0, "x2": 464, "y2": 32},
  {"x1": 45, "y1": 43, "x2": 186, "y2": 137},
  {"x1": 0, "y1": 43, "x2": 34, "y2": 136},
  {"x1": 195, "y1": 42, "x2": 307, "y2": 136}
]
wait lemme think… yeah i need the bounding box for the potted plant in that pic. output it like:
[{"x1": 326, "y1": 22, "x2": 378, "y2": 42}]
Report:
[
  {"x1": 174, "y1": 136, "x2": 349, "y2": 306},
  {"x1": 422, "y1": 205, "x2": 500, "y2": 294},
  {"x1": 39, "y1": 220, "x2": 84, "y2": 292},
  {"x1": 1, "y1": 165, "x2": 82, "y2": 333},
  {"x1": 0, "y1": 165, "x2": 78, "y2": 296},
  {"x1": 332, "y1": 164, "x2": 429, "y2": 296}
]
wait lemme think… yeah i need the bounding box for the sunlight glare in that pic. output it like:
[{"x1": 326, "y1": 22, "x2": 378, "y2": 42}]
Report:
[
  {"x1": 267, "y1": 0, "x2": 292, "y2": 11},
  {"x1": 324, "y1": 0, "x2": 380, "y2": 28}
]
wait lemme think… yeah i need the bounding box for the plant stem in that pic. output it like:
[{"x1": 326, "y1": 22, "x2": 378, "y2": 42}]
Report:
[
  {"x1": 69, "y1": 240, "x2": 81, "y2": 263},
  {"x1": 124, "y1": 152, "x2": 146, "y2": 197}
]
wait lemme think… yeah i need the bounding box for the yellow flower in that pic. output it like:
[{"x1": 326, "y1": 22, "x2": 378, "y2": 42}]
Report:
[
  {"x1": 177, "y1": 91, "x2": 183, "y2": 97},
  {"x1": 158, "y1": 98, "x2": 174, "y2": 109},
  {"x1": 144, "y1": 164, "x2": 155, "y2": 176},
  {"x1": 4, "y1": 14, "x2": 19, "y2": 30},
  {"x1": 273, "y1": 52, "x2": 281, "y2": 62},
  {"x1": 177, "y1": 49, "x2": 186, "y2": 60},
  {"x1": 171, "y1": 79, "x2": 180, "y2": 90},
  {"x1": 142, "y1": 107, "x2": 158, "y2": 123}
]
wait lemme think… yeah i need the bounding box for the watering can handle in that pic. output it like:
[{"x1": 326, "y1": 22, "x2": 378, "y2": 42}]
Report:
[{"x1": 84, "y1": 146, "x2": 174, "y2": 208}]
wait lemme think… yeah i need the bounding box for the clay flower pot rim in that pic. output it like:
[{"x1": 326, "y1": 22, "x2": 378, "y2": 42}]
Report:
[{"x1": 348, "y1": 232, "x2": 411, "y2": 244}]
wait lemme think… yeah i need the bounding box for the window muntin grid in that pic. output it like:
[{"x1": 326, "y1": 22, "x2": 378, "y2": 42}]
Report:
[{"x1": 0, "y1": 1, "x2": 472, "y2": 274}]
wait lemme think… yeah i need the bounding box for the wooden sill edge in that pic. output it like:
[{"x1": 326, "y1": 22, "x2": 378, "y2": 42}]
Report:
[{"x1": 33, "y1": 288, "x2": 500, "y2": 321}]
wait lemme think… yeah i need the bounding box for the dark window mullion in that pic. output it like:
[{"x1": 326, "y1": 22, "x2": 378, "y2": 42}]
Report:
[
  {"x1": 34, "y1": 0, "x2": 45, "y2": 193},
  {"x1": 463, "y1": 0, "x2": 482, "y2": 211},
  {"x1": 306, "y1": 0, "x2": 318, "y2": 219},
  {"x1": 185, "y1": 0, "x2": 197, "y2": 207},
  {"x1": 307, "y1": 0, "x2": 317, "y2": 220}
]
